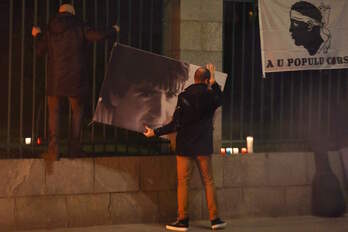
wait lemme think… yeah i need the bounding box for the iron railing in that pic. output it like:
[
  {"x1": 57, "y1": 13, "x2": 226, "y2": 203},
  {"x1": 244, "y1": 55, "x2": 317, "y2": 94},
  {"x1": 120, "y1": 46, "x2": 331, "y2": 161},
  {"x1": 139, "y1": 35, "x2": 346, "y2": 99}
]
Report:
[{"x1": 1, "y1": 0, "x2": 167, "y2": 158}]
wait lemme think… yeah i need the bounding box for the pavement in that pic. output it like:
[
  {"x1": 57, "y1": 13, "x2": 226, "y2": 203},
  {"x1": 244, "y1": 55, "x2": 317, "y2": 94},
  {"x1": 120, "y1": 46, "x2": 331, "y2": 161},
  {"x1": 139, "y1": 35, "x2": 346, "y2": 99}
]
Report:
[{"x1": 18, "y1": 215, "x2": 348, "y2": 232}]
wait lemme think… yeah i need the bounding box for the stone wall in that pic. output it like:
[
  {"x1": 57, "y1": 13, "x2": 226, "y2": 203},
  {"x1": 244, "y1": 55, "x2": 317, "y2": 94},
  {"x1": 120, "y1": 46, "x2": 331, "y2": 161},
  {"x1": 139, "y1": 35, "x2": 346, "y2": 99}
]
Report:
[
  {"x1": 162, "y1": 0, "x2": 224, "y2": 153},
  {"x1": 0, "y1": 152, "x2": 347, "y2": 231}
]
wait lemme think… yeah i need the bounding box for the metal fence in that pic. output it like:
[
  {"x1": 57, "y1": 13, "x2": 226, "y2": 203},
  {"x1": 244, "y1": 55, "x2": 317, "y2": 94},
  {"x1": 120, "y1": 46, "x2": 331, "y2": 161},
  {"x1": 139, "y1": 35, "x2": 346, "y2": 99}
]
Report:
[
  {"x1": 3, "y1": 0, "x2": 348, "y2": 158},
  {"x1": 222, "y1": 0, "x2": 348, "y2": 151},
  {"x1": 1, "y1": 0, "x2": 167, "y2": 158}
]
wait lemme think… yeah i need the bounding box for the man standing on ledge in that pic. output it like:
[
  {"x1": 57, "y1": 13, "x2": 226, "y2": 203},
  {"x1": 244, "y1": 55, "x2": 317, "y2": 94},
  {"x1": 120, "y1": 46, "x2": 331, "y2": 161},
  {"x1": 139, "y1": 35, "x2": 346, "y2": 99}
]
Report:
[
  {"x1": 32, "y1": 4, "x2": 120, "y2": 160},
  {"x1": 144, "y1": 64, "x2": 227, "y2": 231}
]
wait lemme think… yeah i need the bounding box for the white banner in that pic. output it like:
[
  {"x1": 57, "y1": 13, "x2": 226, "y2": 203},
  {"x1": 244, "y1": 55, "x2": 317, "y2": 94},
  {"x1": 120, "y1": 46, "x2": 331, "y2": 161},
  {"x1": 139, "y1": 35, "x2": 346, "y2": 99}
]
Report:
[{"x1": 258, "y1": 0, "x2": 348, "y2": 76}]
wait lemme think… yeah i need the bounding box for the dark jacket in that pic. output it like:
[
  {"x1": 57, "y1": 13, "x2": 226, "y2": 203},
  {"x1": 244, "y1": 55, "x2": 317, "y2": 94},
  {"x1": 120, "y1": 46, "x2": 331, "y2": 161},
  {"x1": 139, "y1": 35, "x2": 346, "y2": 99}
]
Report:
[
  {"x1": 36, "y1": 13, "x2": 116, "y2": 97},
  {"x1": 154, "y1": 82, "x2": 223, "y2": 156}
]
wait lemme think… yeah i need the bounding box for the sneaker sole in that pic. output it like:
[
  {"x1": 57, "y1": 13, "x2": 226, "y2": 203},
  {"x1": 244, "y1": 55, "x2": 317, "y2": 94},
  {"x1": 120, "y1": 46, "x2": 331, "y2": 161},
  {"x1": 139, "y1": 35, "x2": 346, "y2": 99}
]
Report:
[
  {"x1": 211, "y1": 222, "x2": 227, "y2": 230},
  {"x1": 166, "y1": 225, "x2": 188, "y2": 231}
]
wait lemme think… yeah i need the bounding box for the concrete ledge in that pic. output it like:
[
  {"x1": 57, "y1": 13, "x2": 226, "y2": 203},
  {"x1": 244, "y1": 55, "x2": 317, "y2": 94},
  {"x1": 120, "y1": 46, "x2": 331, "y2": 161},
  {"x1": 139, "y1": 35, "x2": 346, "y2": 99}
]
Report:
[
  {"x1": 0, "y1": 198, "x2": 15, "y2": 231},
  {"x1": 140, "y1": 156, "x2": 177, "y2": 191},
  {"x1": 0, "y1": 159, "x2": 44, "y2": 197},
  {"x1": 45, "y1": 159, "x2": 94, "y2": 195},
  {"x1": 15, "y1": 196, "x2": 67, "y2": 230},
  {"x1": 110, "y1": 192, "x2": 159, "y2": 224},
  {"x1": 66, "y1": 194, "x2": 111, "y2": 227},
  {"x1": 95, "y1": 157, "x2": 140, "y2": 193},
  {"x1": 0, "y1": 152, "x2": 346, "y2": 231}
]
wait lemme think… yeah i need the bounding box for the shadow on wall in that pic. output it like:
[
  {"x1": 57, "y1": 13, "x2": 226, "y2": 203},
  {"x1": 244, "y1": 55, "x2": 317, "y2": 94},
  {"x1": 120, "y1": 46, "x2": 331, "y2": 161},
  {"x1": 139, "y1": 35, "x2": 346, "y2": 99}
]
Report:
[{"x1": 309, "y1": 98, "x2": 348, "y2": 217}]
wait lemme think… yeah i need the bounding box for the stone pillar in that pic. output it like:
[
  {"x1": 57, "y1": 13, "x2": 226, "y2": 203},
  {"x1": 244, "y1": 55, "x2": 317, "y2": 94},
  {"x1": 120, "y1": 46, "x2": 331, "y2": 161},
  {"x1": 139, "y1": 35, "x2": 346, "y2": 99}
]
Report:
[{"x1": 163, "y1": 0, "x2": 224, "y2": 153}]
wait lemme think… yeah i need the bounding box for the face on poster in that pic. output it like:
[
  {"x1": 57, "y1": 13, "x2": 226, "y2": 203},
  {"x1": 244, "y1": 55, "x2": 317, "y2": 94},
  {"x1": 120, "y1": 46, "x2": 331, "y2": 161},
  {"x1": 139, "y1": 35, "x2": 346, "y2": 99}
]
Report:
[{"x1": 93, "y1": 44, "x2": 227, "y2": 133}]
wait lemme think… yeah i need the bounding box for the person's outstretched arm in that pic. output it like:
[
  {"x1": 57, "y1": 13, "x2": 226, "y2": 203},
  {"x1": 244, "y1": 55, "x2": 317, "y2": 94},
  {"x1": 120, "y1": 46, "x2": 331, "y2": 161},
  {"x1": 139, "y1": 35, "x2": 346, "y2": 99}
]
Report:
[
  {"x1": 84, "y1": 24, "x2": 120, "y2": 42},
  {"x1": 144, "y1": 95, "x2": 183, "y2": 138},
  {"x1": 32, "y1": 26, "x2": 48, "y2": 56},
  {"x1": 206, "y1": 63, "x2": 223, "y2": 110}
]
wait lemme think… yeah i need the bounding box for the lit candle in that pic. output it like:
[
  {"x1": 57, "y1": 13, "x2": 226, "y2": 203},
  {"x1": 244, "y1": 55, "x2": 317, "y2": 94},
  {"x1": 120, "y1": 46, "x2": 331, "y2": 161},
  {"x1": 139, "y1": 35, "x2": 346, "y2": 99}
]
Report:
[
  {"x1": 232, "y1": 148, "x2": 239, "y2": 154},
  {"x1": 25, "y1": 138, "x2": 31, "y2": 145},
  {"x1": 246, "y1": 136, "x2": 254, "y2": 153},
  {"x1": 241, "y1": 147, "x2": 247, "y2": 154},
  {"x1": 220, "y1": 148, "x2": 226, "y2": 155},
  {"x1": 226, "y1": 147, "x2": 232, "y2": 155}
]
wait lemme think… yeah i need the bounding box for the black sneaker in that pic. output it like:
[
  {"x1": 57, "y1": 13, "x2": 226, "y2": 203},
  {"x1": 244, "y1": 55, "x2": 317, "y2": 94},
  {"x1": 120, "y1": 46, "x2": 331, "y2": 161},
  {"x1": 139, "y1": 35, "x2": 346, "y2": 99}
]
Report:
[
  {"x1": 166, "y1": 218, "x2": 189, "y2": 231},
  {"x1": 211, "y1": 218, "x2": 227, "y2": 230}
]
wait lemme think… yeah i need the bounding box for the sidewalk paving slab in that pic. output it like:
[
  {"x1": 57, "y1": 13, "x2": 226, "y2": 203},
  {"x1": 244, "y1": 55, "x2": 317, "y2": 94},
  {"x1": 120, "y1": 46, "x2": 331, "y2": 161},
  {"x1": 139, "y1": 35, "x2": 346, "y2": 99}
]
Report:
[{"x1": 17, "y1": 215, "x2": 348, "y2": 232}]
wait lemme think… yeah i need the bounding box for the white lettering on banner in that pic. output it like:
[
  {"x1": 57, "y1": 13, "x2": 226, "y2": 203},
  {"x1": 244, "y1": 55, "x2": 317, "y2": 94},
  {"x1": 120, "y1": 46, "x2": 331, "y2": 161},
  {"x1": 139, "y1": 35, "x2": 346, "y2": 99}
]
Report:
[{"x1": 258, "y1": 0, "x2": 348, "y2": 76}]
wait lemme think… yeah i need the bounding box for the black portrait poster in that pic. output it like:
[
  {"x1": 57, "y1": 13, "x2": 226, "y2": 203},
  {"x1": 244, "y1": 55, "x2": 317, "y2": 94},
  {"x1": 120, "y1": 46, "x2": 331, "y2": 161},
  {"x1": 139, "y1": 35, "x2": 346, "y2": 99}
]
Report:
[{"x1": 92, "y1": 43, "x2": 227, "y2": 133}]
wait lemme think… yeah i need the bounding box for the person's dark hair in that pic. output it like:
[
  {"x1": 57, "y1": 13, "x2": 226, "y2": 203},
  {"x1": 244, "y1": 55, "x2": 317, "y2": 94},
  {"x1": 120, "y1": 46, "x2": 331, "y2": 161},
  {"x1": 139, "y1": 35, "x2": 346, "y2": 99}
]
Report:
[
  {"x1": 291, "y1": 1, "x2": 322, "y2": 23},
  {"x1": 194, "y1": 67, "x2": 210, "y2": 83}
]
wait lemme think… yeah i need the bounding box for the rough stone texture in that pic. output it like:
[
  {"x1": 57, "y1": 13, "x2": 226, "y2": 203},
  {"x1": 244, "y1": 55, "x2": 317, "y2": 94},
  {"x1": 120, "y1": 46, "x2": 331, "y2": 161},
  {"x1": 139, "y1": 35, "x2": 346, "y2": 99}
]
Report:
[
  {"x1": 180, "y1": 21, "x2": 202, "y2": 51},
  {"x1": 0, "y1": 198, "x2": 15, "y2": 231},
  {"x1": 45, "y1": 159, "x2": 94, "y2": 195},
  {"x1": 266, "y1": 153, "x2": 308, "y2": 186},
  {"x1": 181, "y1": 0, "x2": 223, "y2": 22},
  {"x1": 66, "y1": 194, "x2": 111, "y2": 227},
  {"x1": 285, "y1": 186, "x2": 311, "y2": 216},
  {"x1": 212, "y1": 155, "x2": 224, "y2": 188},
  {"x1": 95, "y1": 157, "x2": 140, "y2": 193},
  {"x1": 240, "y1": 154, "x2": 268, "y2": 187},
  {"x1": 202, "y1": 188, "x2": 243, "y2": 220},
  {"x1": 162, "y1": 0, "x2": 180, "y2": 58},
  {"x1": 201, "y1": 22, "x2": 223, "y2": 51},
  {"x1": 140, "y1": 156, "x2": 177, "y2": 191},
  {"x1": 15, "y1": 196, "x2": 67, "y2": 230},
  {"x1": 188, "y1": 190, "x2": 204, "y2": 220},
  {"x1": 110, "y1": 192, "x2": 159, "y2": 224},
  {"x1": 243, "y1": 187, "x2": 287, "y2": 217},
  {"x1": 0, "y1": 159, "x2": 44, "y2": 197},
  {"x1": 306, "y1": 152, "x2": 316, "y2": 184},
  {"x1": 158, "y1": 191, "x2": 177, "y2": 222},
  {"x1": 223, "y1": 156, "x2": 243, "y2": 187}
]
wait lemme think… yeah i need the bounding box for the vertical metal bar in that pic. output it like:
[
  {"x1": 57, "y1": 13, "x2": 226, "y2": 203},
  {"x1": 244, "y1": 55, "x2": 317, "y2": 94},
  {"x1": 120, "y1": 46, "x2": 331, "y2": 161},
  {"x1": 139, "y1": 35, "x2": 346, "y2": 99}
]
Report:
[
  {"x1": 249, "y1": 3, "x2": 256, "y2": 135},
  {"x1": 91, "y1": 0, "x2": 98, "y2": 143},
  {"x1": 138, "y1": 0, "x2": 143, "y2": 48},
  {"x1": 7, "y1": 0, "x2": 14, "y2": 154},
  {"x1": 83, "y1": 0, "x2": 86, "y2": 21},
  {"x1": 318, "y1": 70, "x2": 323, "y2": 131},
  {"x1": 279, "y1": 73, "x2": 284, "y2": 139},
  {"x1": 270, "y1": 76, "x2": 275, "y2": 139},
  {"x1": 44, "y1": 0, "x2": 50, "y2": 140},
  {"x1": 307, "y1": 71, "x2": 314, "y2": 136},
  {"x1": 128, "y1": 0, "x2": 132, "y2": 44},
  {"x1": 103, "y1": 0, "x2": 110, "y2": 141},
  {"x1": 229, "y1": 3, "x2": 236, "y2": 142},
  {"x1": 19, "y1": 0, "x2": 26, "y2": 154},
  {"x1": 259, "y1": 78, "x2": 265, "y2": 141},
  {"x1": 32, "y1": 0, "x2": 38, "y2": 151},
  {"x1": 239, "y1": 2, "x2": 247, "y2": 140},
  {"x1": 126, "y1": 0, "x2": 133, "y2": 152},
  {"x1": 114, "y1": 0, "x2": 121, "y2": 145},
  {"x1": 327, "y1": 70, "x2": 332, "y2": 137},
  {"x1": 149, "y1": 0, "x2": 154, "y2": 51},
  {"x1": 336, "y1": 70, "x2": 341, "y2": 104},
  {"x1": 289, "y1": 72, "x2": 295, "y2": 138},
  {"x1": 299, "y1": 71, "x2": 304, "y2": 138}
]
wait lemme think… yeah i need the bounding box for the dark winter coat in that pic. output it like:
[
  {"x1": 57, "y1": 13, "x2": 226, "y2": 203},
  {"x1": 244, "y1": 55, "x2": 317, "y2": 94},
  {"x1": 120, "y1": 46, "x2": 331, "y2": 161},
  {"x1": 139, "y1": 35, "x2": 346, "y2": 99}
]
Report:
[
  {"x1": 36, "y1": 12, "x2": 116, "y2": 97},
  {"x1": 154, "y1": 82, "x2": 223, "y2": 156}
]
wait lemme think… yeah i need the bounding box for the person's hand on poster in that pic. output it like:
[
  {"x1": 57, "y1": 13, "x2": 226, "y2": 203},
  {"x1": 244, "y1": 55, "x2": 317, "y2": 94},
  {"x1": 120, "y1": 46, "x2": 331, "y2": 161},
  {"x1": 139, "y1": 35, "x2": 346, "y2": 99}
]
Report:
[
  {"x1": 32, "y1": 26, "x2": 41, "y2": 37},
  {"x1": 143, "y1": 125, "x2": 155, "y2": 137},
  {"x1": 112, "y1": 24, "x2": 120, "y2": 33},
  {"x1": 206, "y1": 63, "x2": 216, "y2": 87}
]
